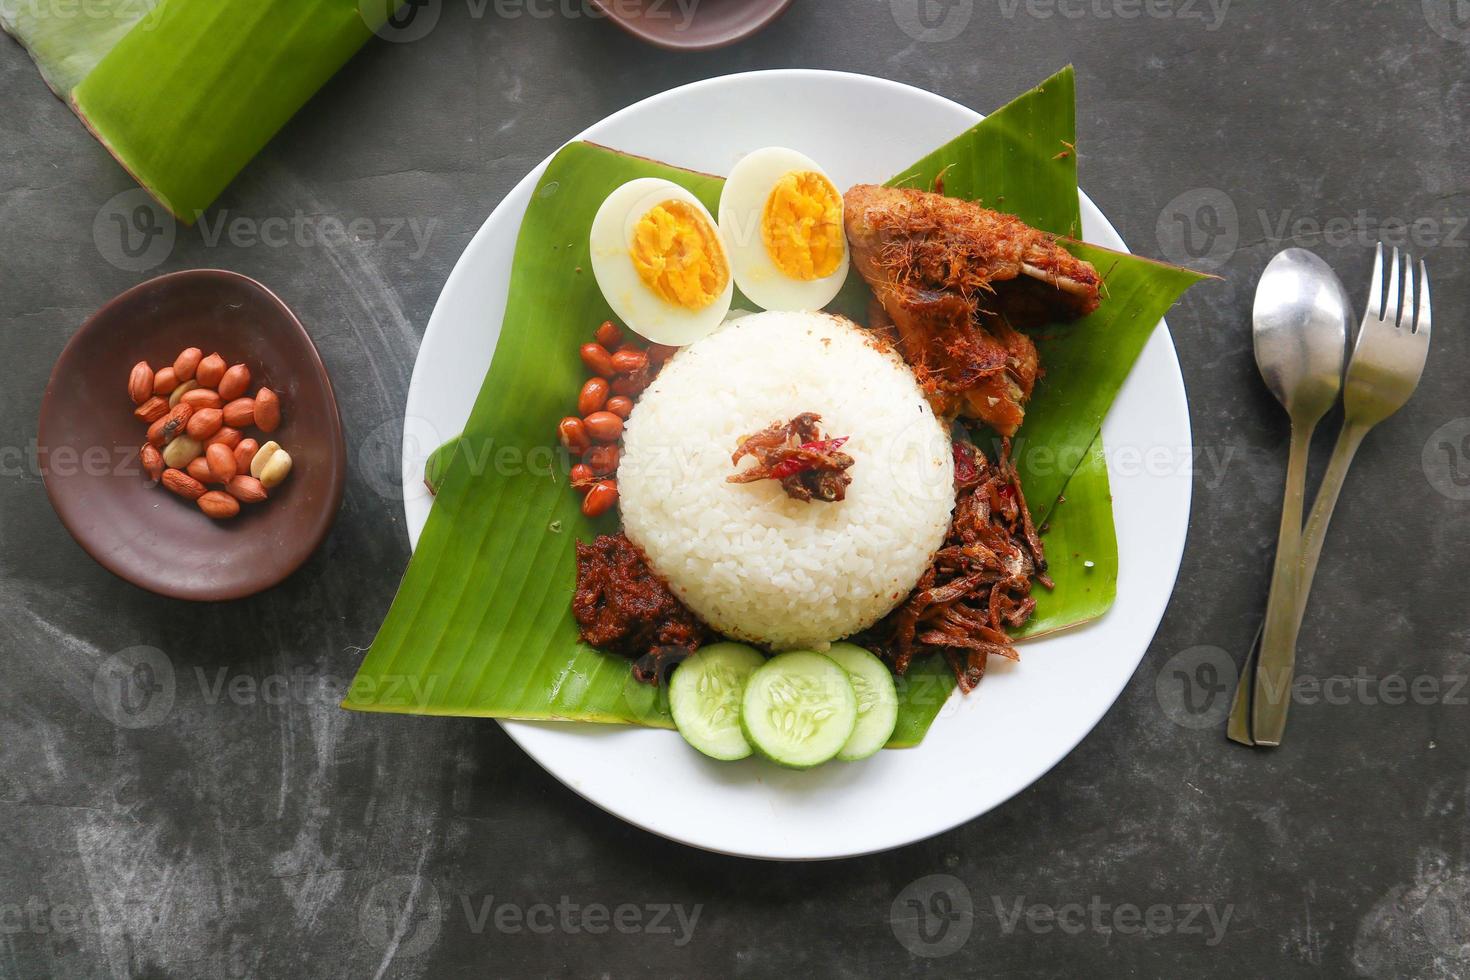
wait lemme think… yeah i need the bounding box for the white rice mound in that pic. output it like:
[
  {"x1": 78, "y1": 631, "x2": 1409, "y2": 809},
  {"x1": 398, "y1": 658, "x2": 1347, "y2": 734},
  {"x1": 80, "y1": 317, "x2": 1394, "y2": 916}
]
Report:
[{"x1": 619, "y1": 311, "x2": 955, "y2": 651}]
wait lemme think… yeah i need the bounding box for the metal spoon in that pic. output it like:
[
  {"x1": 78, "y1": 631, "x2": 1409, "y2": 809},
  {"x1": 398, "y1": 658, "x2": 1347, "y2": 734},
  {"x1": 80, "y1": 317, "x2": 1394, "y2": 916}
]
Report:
[{"x1": 1228, "y1": 249, "x2": 1348, "y2": 746}]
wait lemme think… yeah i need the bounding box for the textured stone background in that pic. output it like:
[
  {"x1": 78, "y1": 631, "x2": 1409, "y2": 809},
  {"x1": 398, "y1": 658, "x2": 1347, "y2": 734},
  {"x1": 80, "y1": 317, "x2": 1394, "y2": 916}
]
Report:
[{"x1": 2, "y1": 1, "x2": 1467, "y2": 976}]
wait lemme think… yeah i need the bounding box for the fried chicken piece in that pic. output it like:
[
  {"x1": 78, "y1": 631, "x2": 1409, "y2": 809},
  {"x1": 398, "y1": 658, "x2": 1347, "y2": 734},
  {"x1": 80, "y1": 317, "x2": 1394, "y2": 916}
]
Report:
[{"x1": 844, "y1": 184, "x2": 1101, "y2": 435}]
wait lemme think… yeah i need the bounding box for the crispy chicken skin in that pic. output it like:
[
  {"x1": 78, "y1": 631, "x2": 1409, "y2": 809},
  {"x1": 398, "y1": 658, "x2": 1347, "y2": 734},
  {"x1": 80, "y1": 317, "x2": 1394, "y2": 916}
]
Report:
[{"x1": 844, "y1": 184, "x2": 1101, "y2": 435}]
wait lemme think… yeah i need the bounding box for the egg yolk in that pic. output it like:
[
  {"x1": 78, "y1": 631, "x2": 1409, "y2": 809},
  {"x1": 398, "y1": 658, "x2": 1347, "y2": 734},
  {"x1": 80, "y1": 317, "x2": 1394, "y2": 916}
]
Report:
[
  {"x1": 761, "y1": 171, "x2": 844, "y2": 281},
  {"x1": 631, "y1": 200, "x2": 729, "y2": 310}
]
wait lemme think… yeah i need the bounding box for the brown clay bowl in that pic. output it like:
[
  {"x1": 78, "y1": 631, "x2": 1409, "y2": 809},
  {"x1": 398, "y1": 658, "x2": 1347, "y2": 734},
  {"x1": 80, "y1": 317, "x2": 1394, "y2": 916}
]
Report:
[
  {"x1": 38, "y1": 270, "x2": 346, "y2": 601},
  {"x1": 589, "y1": 0, "x2": 793, "y2": 50}
]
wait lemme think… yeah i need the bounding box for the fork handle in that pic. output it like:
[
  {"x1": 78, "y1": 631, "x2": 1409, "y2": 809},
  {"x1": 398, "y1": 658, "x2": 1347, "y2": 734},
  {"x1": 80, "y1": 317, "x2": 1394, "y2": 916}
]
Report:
[
  {"x1": 1296, "y1": 422, "x2": 1368, "y2": 602},
  {"x1": 1230, "y1": 421, "x2": 1367, "y2": 745},
  {"x1": 1251, "y1": 421, "x2": 1316, "y2": 745}
]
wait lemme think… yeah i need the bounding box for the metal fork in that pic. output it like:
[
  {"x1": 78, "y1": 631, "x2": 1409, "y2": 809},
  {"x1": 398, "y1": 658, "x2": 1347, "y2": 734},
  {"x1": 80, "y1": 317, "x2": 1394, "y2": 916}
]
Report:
[{"x1": 1229, "y1": 244, "x2": 1433, "y2": 746}]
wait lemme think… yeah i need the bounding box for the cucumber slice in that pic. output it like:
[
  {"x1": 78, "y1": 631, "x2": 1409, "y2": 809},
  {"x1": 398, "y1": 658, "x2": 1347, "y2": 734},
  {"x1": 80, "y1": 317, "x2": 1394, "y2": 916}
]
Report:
[
  {"x1": 740, "y1": 652, "x2": 858, "y2": 770},
  {"x1": 669, "y1": 643, "x2": 767, "y2": 761},
  {"x1": 823, "y1": 643, "x2": 900, "y2": 761}
]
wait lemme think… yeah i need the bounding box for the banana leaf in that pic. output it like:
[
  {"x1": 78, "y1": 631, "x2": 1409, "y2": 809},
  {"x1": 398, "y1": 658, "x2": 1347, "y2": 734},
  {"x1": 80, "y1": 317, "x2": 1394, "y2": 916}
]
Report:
[
  {"x1": 3, "y1": 0, "x2": 405, "y2": 222},
  {"x1": 0, "y1": 0, "x2": 156, "y2": 96},
  {"x1": 346, "y1": 69, "x2": 1205, "y2": 751}
]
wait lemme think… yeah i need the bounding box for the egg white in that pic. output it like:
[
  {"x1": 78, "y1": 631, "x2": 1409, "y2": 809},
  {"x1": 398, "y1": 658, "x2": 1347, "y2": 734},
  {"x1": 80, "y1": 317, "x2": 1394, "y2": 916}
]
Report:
[
  {"x1": 719, "y1": 148, "x2": 851, "y2": 313},
  {"x1": 589, "y1": 178, "x2": 734, "y2": 347}
]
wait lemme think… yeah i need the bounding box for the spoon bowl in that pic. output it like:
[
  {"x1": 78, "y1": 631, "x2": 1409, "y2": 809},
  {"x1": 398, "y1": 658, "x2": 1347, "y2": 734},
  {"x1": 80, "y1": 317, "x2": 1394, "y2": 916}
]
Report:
[{"x1": 1253, "y1": 248, "x2": 1350, "y2": 422}]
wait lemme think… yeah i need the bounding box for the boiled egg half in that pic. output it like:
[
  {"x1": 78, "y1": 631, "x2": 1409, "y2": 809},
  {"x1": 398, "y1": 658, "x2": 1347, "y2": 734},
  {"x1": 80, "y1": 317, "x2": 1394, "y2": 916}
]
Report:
[
  {"x1": 719, "y1": 147, "x2": 850, "y2": 312},
  {"x1": 590, "y1": 178, "x2": 734, "y2": 346}
]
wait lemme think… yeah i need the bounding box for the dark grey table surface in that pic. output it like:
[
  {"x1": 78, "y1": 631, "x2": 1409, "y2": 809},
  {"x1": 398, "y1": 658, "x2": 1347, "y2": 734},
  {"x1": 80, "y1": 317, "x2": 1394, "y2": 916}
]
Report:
[{"x1": 3, "y1": 2, "x2": 1468, "y2": 977}]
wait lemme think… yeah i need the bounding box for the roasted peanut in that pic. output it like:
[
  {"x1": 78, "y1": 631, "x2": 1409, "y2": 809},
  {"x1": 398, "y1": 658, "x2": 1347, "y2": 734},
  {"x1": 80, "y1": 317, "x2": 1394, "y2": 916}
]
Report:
[
  {"x1": 233, "y1": 438, "x2": 259, "y2": 472},
  {"x1": 558, "y1": 417, "x2": 591, "y2": 455},
  {"x1": 185, "y1": 407, "x2": 224, "y2": 441},
  {"x1": 180, "y1": 387, "x2": 223, "y2": 410},
  {"x1": 152, "y1": 366, "x2": 179, "y2": 396},
  {"x1": 610, "y1": 372, "x2": 649, "y2": 397},
  {"x1": 595, "y1": 321, "x2": 623, "y2": 348},
  {"x1": 186, "y1": 457, "x2": 215, "y2": 484},
  {"x1": 196, "y1": 353, "x2": 226, "y2": 388},
  {"x1": 161, "y1": 435, "x2": 204, "y2": 469},
  {"x1": 226, "y1": 475, "x2": 267, "y2": 503},
  {"x1": 173, "y1": 347, "x2": 203, "y2": 381},
  {"x1": 249, "y1": 441, "x2": 292, "y2": 488},
  {"x1": 583, "y1": 411, "x2": 623, "y2": 443},
  {"x1": 605, "y1": 395, "x2": 634, "y2": 419},
  {"x1": 139, "y1": 443, "x2": 164, "y2": 482},
  {"x1": 205, "y1": 443, "x2": 237, "y2": 483},
  {"x1": 583, "y1": 444, "x2": 619, "y2": 477},
  {"x1": 581, "y1": 480, "x2": 618, "y2": 518},
  {"x1": 161, "y1": 468, "x2": 206, "y2": 500},
  {"x1": 610, "y1": 349, "x2": 647, "y2": 374},
  {"x1": 134, "y1": 396, "x2": 169, "y2": 423},
  {"x1": 579, "y1": 343, "x2": 616, "y2": 377},
  {"x1": 197, "y1": 491, "x2": 240, "y2": 519},
  {"x1": 222, "y1": 397, "x2": 255, "y2": 429},
  {"x1": 168, "y1": 379, "x2": 199, "y2": 408},
  {"x1": 128, "y1": 361, "x2": 154, "y2": 404},
  {"x1": 254, "y1": 387, "x2": 281, "y2": 433},
  {"x1": 647, "y1": 343, "x2": 679, "y2": 365},
  {"x1": 569, "y1": 463, "x2": 597, "y2": 492},
  {"x1": 218, "y1": 363, "x2": 251, "y2": 401},
  {"x1": 207, "y1": 427, "x2": 242, "y2": 451},
  {"x1": 578, "y1": 377, "x2": 609, "y2": 417},
  {"x1": 156, "y1": 403, "x2": 194, "y2": 444}
]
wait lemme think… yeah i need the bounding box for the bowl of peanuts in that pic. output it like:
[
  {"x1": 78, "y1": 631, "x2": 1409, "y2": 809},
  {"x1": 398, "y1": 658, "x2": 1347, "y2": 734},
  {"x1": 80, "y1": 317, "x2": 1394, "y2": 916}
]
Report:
[{"x1": 38, "y1": 270, "x2": 346, "y2": 600}]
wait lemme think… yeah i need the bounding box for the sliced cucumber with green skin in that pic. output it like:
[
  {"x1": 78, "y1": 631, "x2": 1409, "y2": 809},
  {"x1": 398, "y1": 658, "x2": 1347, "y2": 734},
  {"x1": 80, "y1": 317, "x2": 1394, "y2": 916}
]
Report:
[
  {"x1": 669, "y1": 643, "x2": 768, "y2": 761},
  {"x1": 740, "y1": 652, "x2": 858, "y2": 770},
  {"x1": 823, "y1": 643, "x2": 900, "y2": 761}
]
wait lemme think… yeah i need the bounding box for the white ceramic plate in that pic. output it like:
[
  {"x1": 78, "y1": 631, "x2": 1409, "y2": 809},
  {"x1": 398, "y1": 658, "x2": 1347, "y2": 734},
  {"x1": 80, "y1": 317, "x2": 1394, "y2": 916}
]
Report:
[{"x1": 401, "y1": 71, "x2": 1191, "y2": 861}]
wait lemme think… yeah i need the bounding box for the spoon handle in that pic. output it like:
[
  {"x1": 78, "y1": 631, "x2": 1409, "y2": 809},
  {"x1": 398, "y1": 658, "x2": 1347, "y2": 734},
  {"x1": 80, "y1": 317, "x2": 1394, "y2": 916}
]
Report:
[
  {"x1": 1228, "y1": 422, "x2": 1367, "y2": 745},
  {"x1": 1251, "y1": 421, "x2": 1316, "y2": 745}
]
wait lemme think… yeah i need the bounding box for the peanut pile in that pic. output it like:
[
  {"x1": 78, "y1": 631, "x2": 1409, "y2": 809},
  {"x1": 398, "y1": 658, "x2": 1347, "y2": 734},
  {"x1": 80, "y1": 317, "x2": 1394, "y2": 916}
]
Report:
[
  {"x1": 129, "y1": 347, "x2": 293, "y2": 520},
  {"x1": 557, "y1": 321, "x2": 675, "y2": 518}
]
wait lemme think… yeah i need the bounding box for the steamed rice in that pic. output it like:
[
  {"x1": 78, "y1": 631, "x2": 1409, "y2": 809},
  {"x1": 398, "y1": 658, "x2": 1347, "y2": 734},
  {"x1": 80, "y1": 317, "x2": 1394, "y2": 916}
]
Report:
[{"x1": 618, "y1": 311, "x2": 954, "y2": 651}]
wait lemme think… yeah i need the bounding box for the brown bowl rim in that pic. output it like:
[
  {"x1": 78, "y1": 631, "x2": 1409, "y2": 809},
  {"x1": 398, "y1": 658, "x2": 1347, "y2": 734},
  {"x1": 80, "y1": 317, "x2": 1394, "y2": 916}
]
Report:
[{"x1": 587, "y1": 0, "x2": 794, "y2": 51}]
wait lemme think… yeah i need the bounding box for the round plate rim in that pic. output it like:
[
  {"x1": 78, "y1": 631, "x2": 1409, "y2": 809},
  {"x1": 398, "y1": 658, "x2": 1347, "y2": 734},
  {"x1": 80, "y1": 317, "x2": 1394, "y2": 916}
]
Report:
[{"x1": 401, "y1": 69, "x2": 1193, "y2": 860}]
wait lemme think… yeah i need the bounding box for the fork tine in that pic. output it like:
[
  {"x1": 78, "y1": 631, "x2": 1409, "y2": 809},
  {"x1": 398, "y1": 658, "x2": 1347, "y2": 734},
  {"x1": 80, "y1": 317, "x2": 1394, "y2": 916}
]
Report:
[
  {"x1": 1386, "y1": 246, "x2": 1402, "y2": 325},
  {"x1": 1368, "y1": 242, "x2": 1385, "y2": 320},
  {"x1": 1416, "y1": 260, "x2": 1432, "y2": 338},
  {"x1": 1401, "y1": 252, "x2": 1415, "y2": 329}
]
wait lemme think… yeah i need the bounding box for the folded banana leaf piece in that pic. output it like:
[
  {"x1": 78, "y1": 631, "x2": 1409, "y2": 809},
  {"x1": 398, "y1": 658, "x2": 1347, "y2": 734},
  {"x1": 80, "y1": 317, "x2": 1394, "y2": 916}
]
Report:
[
  {"x1": 346, "y1": 67, "x2": 1207, "y2": 750},
  {"x1": 3, "y1": 0, "x2": 405, "y2": 221}
]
